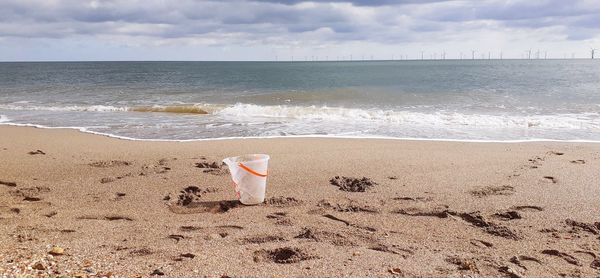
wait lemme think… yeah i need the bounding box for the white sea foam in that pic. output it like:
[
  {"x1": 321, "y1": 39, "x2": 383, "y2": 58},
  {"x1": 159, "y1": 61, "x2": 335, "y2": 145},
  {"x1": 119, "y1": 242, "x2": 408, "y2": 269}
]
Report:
[
  {"x1": 2, "y1": 102, "x2": 600, "y2": 141},
  {"x1": 216, "y1": 103, "x2": 600, "y2": 130},
  {"x1": 0, "y1": 104, "x2": 128, "y2": 112}
]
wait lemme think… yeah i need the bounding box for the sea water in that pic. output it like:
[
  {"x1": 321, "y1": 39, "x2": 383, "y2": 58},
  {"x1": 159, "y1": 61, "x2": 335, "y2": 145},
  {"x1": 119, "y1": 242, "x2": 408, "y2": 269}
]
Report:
[{"x1": 1, "y1": 60, "x2": 599, "y2": 141}]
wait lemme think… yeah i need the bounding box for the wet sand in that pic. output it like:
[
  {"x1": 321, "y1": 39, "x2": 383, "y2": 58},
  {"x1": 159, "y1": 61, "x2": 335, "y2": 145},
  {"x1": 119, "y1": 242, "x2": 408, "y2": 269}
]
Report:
[{"x1": 1, "y1": 125, "x2": 599, "y2": 277}]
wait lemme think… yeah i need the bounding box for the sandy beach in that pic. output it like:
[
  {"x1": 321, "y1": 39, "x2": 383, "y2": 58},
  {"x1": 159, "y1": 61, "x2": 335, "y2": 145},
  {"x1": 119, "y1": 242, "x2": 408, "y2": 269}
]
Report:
[{"x1": 1, "y1": 125, "x2": 599, "y2": 277}]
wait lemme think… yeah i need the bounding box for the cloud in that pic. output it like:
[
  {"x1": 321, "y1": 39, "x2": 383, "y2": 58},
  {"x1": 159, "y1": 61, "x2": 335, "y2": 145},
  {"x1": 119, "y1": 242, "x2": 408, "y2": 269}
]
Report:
[{"x1": 0, "y1": 0, "x2": 599, "y2": 60}]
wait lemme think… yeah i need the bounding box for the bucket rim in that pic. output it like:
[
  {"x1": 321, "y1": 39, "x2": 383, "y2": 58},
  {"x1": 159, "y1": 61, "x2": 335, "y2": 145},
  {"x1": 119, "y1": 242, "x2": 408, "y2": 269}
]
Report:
[{"x1": 224, "y1": 153, "x2": 270, "y2": 163}]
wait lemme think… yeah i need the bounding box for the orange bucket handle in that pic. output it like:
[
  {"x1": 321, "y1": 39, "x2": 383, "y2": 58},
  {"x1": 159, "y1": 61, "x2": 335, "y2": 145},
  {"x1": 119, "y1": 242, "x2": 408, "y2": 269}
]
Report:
[{"x1": 238, "y1": 163, "x2": 268, "y2": 177}]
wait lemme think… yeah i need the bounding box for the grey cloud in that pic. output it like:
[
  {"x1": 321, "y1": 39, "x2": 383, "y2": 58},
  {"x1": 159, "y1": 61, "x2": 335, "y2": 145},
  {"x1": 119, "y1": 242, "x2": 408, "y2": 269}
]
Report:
[{"x1": 0, "y1": 0, "x2": 599, "y2": 44}]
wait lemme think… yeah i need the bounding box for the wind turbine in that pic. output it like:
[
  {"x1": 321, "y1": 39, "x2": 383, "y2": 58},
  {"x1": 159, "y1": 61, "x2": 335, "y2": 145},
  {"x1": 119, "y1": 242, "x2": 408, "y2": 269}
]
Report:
[
  {"x1": 592, "y1": 48, "x2": 597, "y2": 59},
  {"x1": 526, "y1": 49, "x2": 532, "y2": 59},
  {"x1": 471, "y1": 50, "x2": 476, "y2": 60},
  {"x1": 421, "y1": 51, "x2": 425, "y2": 60}
]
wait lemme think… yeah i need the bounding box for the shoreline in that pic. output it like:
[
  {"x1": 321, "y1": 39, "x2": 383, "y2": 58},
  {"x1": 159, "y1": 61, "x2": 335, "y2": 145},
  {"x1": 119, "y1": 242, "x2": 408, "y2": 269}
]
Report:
[
  {"x1": 3, "y1": 122, "x2": 600, "y2": 144},
  {"x1": 1, "y1": 125, "x2": 599, "y2": 277}
]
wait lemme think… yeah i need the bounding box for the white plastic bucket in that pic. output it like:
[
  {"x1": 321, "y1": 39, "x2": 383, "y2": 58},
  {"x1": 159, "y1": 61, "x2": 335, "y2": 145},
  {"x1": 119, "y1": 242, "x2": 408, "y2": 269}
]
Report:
[{"x1": 223, "y1": 154, "x2": 270, "y2": 205}]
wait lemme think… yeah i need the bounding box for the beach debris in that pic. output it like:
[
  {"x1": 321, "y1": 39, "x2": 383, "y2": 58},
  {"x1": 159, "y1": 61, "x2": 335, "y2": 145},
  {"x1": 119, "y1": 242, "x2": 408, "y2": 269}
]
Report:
[
  {"x1": 100, "y1": 177, "x2": 116, "y2": 184},
  {"x1": 28, "y1": 150, "x2": 45, "y2": 155},
  {"x1": 130, "y1": 248, "x2": 153, "y2": 256},
  {"x1": 591, "y1": 259, "x2": 600, "y2": 270},
  {"x1": 0, "y1": 180, "x2": 17, "y2": 187},
  {"x1": 179, "y1": 253, "x2": 195, "y2": 259},
  {"x1": 498, "y1": 266, "x2": 524, "y2": 278},
  {"x1": 388, "y1": 268, "x2": 403, "y2": 275},
  {"x1": 150, "y1": 269, "x2": 165, "y2": 276},
  {"x1": 88, "y1": 160, "x2": 130, "y2": 167},
  {"x1": 570, "y1": 159, "x2": 586, "y2": 164},
  {"x1": 329, "y1": 176, "x2": 377, "y2": 192},
  {"x1": 44, "y1": 211, "x2": 57, "y2": 218},
  {"x1": 469, "y1": 185, "x2": 514, "y2": 197},
  {"x1": 387, "y1": 176, "x2": 398, "y2": 180},
  {"x1": 167, "y1": 234, "x2": 185, "y2": 243},
  {"x1": 265, "y1": 196, "x2": 303, "y2": 207},
  {"x1": 31, "y1": 261, "x2": 46, "y2": 270},
  {"x1": 445, "y1": 256, "x2": 479, "y2": 272},
  {"x1": 48, "y1": 246, "x2": 64, "y2": 255},
  {"x1": 493, "y1": 210, "x2": 522, "y2": 221},
  {"x1": 23, "y1": 197, "x2": 41, "y2": 202},
  {"x1": 253, "y1": 247, "x2": 316, "y2": 264},
  {"x1": 470, "y1": 239, "x2": 493, "y2": 248},
  {"x1": 10, "y1": 208, "x2": 20, "y2": 213},
  {"x1": 543, "y1": 176, "x2": 557, "y2": 183},
  {"x1": 547, "y1": 151, "x2": 564, "y2": 156},
  {"x1": 541, "y1": 249, "x2": 581, "y2": 266}
]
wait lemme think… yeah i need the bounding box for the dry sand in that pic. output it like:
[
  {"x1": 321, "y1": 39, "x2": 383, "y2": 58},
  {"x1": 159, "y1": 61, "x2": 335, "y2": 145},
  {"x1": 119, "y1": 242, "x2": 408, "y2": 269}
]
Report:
[{"x1": 1, "y1": 125, "x2": 599, "y2": 277}]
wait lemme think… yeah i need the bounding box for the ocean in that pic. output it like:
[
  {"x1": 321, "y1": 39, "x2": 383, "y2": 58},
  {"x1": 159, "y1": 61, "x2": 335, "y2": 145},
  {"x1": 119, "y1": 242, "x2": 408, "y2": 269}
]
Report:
[{"x1": 1, "y1": 60, "x2": 599, "y2": 141}]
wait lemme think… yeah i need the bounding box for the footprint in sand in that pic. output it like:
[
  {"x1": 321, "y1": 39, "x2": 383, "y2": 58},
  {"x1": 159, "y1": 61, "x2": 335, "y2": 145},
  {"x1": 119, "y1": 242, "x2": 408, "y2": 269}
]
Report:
[
  {"x1": 88, "y1": 160, "x2": 131, "y2": 167},
  {"x1": 317, "y1": 199, "x2": 379, "y2": 213},
  {"x1": 295, "y1": 228, "x2": 358, "y2": 247},
  {"x1": 329, "y1": 176, "x2": 377, "y2": 192},
  {"x1": 469, "y1": 185, "x2": 515, "y2": 197},
  {"x1": 10, "y1": 186, "x2": 50, "y2": 202},
  {"x1": 265, "y1": 196, "x2": 303, "y2": 207},
  {"x1": 194, "y1": 160, "x2": 228, "y2": 175},
  {"x1": 241, "y1": 235, "x2": 287, "y2": 244},
  {"x1": 564, "y1": 219, "x2": 599, "y2": 235},
  {"x1": 253, "y1": 247, "x2": 317, "y2": 264},
  {"x1": 541, "y1": 249, "x2": 581, "y2": 266},
  {"x1": 509, "y1": 255, "x2": 542, "y2": 270},
  {"x1": 394, "y1": 208, "x2": 520, "y2": 240},
  {"x1": 266, "y1": 212, "x2": 293, "y2": 226}
]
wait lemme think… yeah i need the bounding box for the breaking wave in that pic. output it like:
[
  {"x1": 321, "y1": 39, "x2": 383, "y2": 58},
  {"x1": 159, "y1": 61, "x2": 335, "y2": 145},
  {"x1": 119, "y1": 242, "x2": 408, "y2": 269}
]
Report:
[
  {"x1": 0, "y1": 104, "x2": 218, "y2": 115},
  {"x1": 215, "y1": 103, "x2": 600, "y2": 130}
]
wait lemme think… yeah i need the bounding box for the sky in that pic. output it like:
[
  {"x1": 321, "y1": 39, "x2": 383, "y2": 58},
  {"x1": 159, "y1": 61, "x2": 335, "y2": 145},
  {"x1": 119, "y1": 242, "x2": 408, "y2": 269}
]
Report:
[{"x1": 1, "y1": 0, "x2": 600, "y2": 61}]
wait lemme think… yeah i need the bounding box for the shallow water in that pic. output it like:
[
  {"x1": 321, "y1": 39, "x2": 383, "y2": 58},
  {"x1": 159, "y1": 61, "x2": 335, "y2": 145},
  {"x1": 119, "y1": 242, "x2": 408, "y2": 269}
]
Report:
[{"x1": 1, "y1": 60, "x2": 599, "y2": 141}]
